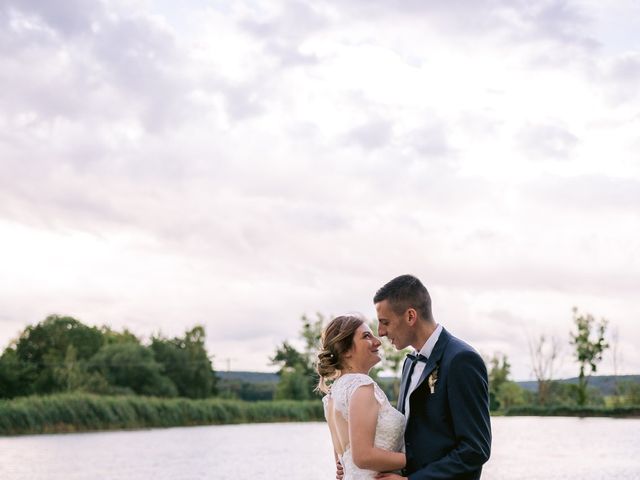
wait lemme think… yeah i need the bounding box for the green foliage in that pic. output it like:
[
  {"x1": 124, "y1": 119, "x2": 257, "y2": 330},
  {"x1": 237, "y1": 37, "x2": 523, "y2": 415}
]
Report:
[
  {"x1": 0, "y1": 348, "x2": 35, "y2": 398},
  {"x1": 14, "y1": 315, "x2": 104, "y2": 394},
  {"x1": 487, "y1": 353, "x2": 511, "y2": 411},
  {"x1": 0, "y1": 315, "x2": 220, "y2": 401},
  {"x1": 275, "y1": 364, "x2": 312, "y2": 400},
  {"x1": 271, "y1": 314, "x2": 326, "y2": 400},
  {"x1": 547, "y1": 381, "x2": 578, "y2": 405},
  {"x1": 569, "y1": 307, "x2": 609, "y2": 406},
  {"x1": 504, "y1": 404, "x2": 640, "y2": 417},
  {"x1": 100, "y1": 327, "x2": 141, "y2": 345},
  {"x1": 87, "y1": 343, "x2": 178, "y2": 397},
  {"x1": 271, "y1": 341, "x2": 311, "y2": 375},
  {"x1": 618, "y1": 380, "x2": 640, "y2": 406},
  {"x1": 0, "y1": 393, "x2": 324, "y2": 435},
  {"x1": 52, "y1": 345, "x2": 85, "y2": 392},
  {"x1": 496, "y1": 381, "x2": 527, "y2": 410},
  {"x1": 151, "y1": 326, "x2": 217, "y2": 398}
]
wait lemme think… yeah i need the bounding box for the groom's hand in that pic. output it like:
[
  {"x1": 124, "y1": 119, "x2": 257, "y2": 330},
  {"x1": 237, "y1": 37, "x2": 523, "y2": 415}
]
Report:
[
  {"x1": 336, "y1": 459, "x2": 344, "y2": 479},
  {"x1": 374, "y1": 474, "x2": 406, "y2": 480}
]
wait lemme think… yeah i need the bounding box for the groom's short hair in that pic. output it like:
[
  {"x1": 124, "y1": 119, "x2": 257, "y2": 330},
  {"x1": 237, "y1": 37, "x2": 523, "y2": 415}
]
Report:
[{"x1": 374, "y1": 274, "x2": 432, "y2": 321}]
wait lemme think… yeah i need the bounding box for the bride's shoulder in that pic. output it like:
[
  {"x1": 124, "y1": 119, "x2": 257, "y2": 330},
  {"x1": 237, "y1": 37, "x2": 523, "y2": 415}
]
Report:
[
  {"x1": 332, "y1": 373, "x2": 377, "y2": 397},
  {"x1": 336, "y1": 373, "x2": 374, "y2": 386}
]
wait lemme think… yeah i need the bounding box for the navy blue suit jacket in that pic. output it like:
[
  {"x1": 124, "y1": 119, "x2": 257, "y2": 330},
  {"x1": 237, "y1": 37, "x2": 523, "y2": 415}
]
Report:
[{"x1": 398, "y1": 328, "x2": 491, "y2": 480}]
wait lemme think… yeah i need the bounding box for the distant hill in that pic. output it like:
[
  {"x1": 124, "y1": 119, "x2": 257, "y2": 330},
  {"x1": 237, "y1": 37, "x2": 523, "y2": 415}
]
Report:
[
  {"x1": 218, "y1": 371, "x2": 640, "y2": 396},
  {"x1": 515, "y1": 375, "x2": 640, "y2": 396}
]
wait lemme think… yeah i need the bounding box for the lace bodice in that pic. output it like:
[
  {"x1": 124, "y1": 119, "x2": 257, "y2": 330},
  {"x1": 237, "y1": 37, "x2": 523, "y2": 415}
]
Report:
[{"x1": 323, "y1": 374, "x2": 405, "y2": 480}]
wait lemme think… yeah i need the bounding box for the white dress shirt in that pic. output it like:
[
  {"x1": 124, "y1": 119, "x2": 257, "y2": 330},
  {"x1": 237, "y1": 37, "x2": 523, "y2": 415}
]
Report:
[{"x1": 404, "y1": 323, "x2": 443, "y2": 420}]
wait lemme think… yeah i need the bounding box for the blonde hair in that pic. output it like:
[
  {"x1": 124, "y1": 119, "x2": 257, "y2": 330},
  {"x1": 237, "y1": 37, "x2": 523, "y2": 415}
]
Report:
[{"x1": 315, "y1": 314, "x2": 365, "y2": 394}]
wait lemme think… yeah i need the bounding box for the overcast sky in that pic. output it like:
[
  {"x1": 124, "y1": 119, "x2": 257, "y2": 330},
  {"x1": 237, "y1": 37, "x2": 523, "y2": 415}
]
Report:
[{"x1": 1, "y1": 0, "x2": 639, "y2": 380}]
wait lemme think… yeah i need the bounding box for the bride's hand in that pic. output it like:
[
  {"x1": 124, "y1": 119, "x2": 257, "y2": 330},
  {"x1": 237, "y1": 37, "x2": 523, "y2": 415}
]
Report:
[
  {"x1": 335, "y1": 459, "x2": 344, "y2": 479},
  {"x1": 374, "y1": 474, "x2": 406, "y2": 480}
]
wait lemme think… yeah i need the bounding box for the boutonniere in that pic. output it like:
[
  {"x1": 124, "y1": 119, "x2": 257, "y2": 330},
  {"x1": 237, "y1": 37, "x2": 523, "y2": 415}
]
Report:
[{"x1": 428, "y1": 366, "x2": 439, "y2": 394}]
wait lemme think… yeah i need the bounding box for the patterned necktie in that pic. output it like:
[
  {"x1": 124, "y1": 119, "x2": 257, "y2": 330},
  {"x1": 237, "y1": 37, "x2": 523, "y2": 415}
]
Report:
[{"x1": 400, "y1": 353, "x2": 428, "y2": 414}]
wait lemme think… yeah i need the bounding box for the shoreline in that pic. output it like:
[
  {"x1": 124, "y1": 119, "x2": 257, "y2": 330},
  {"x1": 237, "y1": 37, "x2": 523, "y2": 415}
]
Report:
[
  {"x1": 0, "y1": 393, "x2": 324, "y2": 436},
  {"x1": 1, "y1": 394, "x2": 638, "y2": 436}
]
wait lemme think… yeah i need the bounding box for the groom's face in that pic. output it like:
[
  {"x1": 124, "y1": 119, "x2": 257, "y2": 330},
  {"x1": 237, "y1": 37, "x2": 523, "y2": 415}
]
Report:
[{"x1": 375, "y1": 299, "x2": 412, "y2": 350}]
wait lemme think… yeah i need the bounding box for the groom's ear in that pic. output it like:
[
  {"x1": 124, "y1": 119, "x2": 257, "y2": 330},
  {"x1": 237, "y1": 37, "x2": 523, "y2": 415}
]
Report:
[{"x1": 406, "y1": 308, "x2": 417, "y2": 326}]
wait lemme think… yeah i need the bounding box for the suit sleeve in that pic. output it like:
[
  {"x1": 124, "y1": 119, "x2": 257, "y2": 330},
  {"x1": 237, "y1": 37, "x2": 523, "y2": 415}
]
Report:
[{"x1": 409, "y1": 350, "x2": 492, "y2": 480}]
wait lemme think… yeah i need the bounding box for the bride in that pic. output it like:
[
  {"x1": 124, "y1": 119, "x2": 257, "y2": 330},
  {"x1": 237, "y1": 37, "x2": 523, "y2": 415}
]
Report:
[{"x1": 316, "y1": 314, "x2": 406, "y2": 479}]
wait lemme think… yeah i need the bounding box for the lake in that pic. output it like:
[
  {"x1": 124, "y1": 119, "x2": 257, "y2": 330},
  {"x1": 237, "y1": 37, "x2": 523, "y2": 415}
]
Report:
[{"x1": 0, "y1": 417, "x2": 638, "y2": 479}]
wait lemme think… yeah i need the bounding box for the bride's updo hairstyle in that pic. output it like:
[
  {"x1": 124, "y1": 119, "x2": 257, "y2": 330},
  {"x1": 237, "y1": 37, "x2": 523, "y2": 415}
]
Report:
[{"x1": 316, "y1": 314, "x2": 365, "y2": 394}]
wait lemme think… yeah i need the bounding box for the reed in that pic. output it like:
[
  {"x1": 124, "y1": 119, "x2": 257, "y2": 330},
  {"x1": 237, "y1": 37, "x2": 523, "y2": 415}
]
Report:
[
  {"x1": 504, "y1": 404, "x2": 640, "y2": 417},
  {"x1": 0, "y1": 394, "x2": 324, "y2": 436}
]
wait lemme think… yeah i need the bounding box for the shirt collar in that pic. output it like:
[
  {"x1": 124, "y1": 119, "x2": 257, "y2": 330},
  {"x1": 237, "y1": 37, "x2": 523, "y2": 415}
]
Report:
[{"x1": 415, "y1": 323, "x2": 442, "y2": 360}]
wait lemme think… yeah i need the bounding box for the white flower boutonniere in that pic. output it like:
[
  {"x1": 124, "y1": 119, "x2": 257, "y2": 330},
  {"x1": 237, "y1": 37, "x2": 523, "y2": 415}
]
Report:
[{"x1": 428, "y1": 366, "x2": 439, "y2": 394}]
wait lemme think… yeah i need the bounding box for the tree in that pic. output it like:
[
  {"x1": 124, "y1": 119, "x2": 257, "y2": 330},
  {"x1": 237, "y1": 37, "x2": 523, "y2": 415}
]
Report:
[
  {"x1": 271, "y1": 314, "x2": 326, "y2": 399},
  {"x1": 610, "y1": 326, "x2": 623, "y2": 405},
  {"x1": 274, "y1": 364, "x2": 312, "y2": 400},
  {"x1": 151, "y1": 326, "x2": 217, "y2": 398},
  {"x1": 13, "y1": 315, "x2": 104, "y2": 394},
  {"x1": 487, "y1": 353, "x2": 511, "y2": 411},
  {"x1": 101, "y1": 326, "x2": 141, "y2": 345},
  {"x1": 300, "y1": 313, "x2": 325, "y2": 369},
  {"x1": 618, "y1": 380, "x2": 640, "y2": 406},
  {"x1": 528, "y1": 333, "x2": 561, "y2": 405},
  {"x1": 0, "y1": 347, "x2": 36, "y2": 398},
  {"x1": 52, "y1": 345, "x2": 85, "y2": 392},
  {"x1": 271, "y1": 341, "x2": 310, "y2": 375},
  {"x1": 569, "y1": 307, "x2": 609, "y2": 406},
  {"x1": 87, "y1": 343, "x2": 177, "y2": 397},
  {"x1": 496, "y1": 381, "x2": 526, "y2": 410}
]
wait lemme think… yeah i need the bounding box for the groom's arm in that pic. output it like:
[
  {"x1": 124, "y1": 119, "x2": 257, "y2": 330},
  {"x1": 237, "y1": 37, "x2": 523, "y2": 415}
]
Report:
[{"x1": 409, "y1": 350, "x2": 491, "y2": 480}]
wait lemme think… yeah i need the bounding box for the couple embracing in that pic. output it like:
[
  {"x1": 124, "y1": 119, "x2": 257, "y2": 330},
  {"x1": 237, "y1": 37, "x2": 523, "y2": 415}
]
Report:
[{"x1": 316, "y1": 275, "x2": 492, "y2": 480}]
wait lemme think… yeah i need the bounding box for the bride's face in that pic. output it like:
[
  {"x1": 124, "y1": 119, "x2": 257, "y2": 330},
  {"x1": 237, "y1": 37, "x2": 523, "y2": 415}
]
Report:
[{"x1": 345, "y1": 323, "x2": 382, "y2": 371}]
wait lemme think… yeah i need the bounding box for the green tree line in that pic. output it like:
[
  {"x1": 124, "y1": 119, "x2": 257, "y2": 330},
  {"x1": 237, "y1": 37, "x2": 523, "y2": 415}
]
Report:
[
  {"x1": 270, "y1": 309, "x2": 640, "y2": 412},
  {"x1": 483, "y1": 307, "x2": 639, "y2": 412},
  {"x1": 0, "y1": 315, "x2": 217, "y2": 399}
]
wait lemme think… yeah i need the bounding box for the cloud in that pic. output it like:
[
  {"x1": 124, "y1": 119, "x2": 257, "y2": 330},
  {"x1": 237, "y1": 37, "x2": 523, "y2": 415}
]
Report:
[
  {"x1": 524, "y1": 175, "x2": 640, "y2": 212},
  {"x1": 0, "y1": 0, "x2": 639, "y2": 378},
  {"x1": 517, "y1": 123, "x2": 579, "y2": 160},
  {"x1": 1, "y1": 0, "x2": 104, "y2": 37},
  {"x1": 343, "y1": 119, "x2": 393, "y2": 151},
  {"x1": 239, "y1": 0, "x2": 325, "y2": 66},
  {"x1": 603, "y1": 52, "x2": 640, "y2": 103}
]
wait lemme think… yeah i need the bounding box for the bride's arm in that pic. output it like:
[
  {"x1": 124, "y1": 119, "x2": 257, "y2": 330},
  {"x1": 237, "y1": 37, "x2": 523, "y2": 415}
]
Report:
[{"x1": 349, "y1": 384, "x2": 405, "y2": 472}]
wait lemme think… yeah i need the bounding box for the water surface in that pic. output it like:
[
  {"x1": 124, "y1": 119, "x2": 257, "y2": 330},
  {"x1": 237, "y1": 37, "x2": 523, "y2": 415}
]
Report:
[{"x1": 0, "y1": 417, "x2": 638, "y2": 479}]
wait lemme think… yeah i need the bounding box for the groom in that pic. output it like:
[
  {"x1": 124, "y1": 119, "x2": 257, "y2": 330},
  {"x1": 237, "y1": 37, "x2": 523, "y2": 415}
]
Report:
[{"x1": 374, "y1": 274, "x2": 491, "y2": 480}]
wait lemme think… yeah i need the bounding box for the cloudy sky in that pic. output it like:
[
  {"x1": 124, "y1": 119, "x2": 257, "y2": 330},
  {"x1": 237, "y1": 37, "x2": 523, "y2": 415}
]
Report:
[{"x1": 1, "y1": 0, "x2": 638, "y2": 380}]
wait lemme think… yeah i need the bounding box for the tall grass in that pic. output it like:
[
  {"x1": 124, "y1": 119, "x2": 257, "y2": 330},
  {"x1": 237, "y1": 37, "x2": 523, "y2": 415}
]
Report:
[
  {"x1": 504, "y1": 404, "x2": 640, "y2": 417},
  {"x1": 0, "y1": 394, "x2": 324, "y2": 436}
]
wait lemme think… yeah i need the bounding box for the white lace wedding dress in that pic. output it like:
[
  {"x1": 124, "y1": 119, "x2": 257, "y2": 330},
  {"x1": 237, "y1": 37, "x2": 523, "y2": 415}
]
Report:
[{"x1": 322, "y1": 373, "x2": 405, "y2": 480}]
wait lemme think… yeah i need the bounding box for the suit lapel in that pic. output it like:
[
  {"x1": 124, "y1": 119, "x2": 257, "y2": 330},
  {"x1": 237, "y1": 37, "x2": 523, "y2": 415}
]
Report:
[{"x1": 413, "y1": 328, "x2": 450, "y2": 394}]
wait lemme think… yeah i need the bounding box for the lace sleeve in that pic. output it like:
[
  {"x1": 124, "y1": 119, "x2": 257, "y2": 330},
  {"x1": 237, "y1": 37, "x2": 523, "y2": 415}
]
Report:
[{"x1": 332, "y1": 374, "x2": 385, "y2": 419}]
